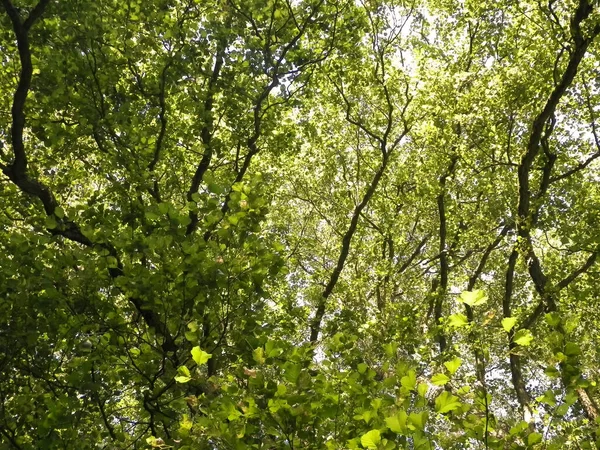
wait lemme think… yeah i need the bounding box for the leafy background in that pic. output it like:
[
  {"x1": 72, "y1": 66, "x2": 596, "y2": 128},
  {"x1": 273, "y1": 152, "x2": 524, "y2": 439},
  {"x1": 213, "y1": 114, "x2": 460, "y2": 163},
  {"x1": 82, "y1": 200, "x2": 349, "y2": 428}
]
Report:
[{"x1": 1, "y1": 0, "x2": 600, "y2": 448}]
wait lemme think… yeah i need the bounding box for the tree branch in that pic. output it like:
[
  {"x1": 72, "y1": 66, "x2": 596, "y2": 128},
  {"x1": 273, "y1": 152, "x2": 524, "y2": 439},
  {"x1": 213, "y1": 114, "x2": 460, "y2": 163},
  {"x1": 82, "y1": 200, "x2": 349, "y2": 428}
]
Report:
[
  {"x1": 433, "y1": 155, "x2": 458, "y2": 352},
  {"x1": 1, "y1": 1, "x2": 177, "y2": 355},
  {"x1": 185, "y1": 36, "x2": 228, "y2": 234}
]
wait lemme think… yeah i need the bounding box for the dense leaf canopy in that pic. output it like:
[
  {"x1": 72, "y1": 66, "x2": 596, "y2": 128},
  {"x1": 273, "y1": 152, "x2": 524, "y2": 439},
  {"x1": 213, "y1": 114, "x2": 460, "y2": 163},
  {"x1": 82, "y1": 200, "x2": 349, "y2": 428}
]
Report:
[{"x1": 2, "y1": 0, "x2": 600, "y2": 448}]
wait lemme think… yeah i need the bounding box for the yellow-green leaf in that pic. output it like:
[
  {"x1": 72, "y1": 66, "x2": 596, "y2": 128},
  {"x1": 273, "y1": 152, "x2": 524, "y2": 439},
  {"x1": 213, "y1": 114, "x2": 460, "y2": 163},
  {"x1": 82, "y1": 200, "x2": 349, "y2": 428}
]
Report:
[
  {"x1": 385, "y1": 415, "x2": 402, "y2": 433},
  {"x1": 431, "y1": 373, "x2": 450, "y2": 386},
  {"x1": 444, "y1": 357, "x2": 461, "y2": 375},
  {"x1": 177, "y1": 366, "x2": 191, "y2": 377},
  {"x1": 191, "y1": 346, "x2": 211, "y2": 365},
  {"x1": 408, "y1": 411, "x2": 428, "y2": 430},
  {"x1": 385, "y1": 410, "x2": 407, "y2": 434},
  {"x1": 360, "y1": 430, "x2": 381, "y2": 449},
  {"x1": 435, "y1": 391, "x2": 462, "y2": 414},
  {"x1": 513, "y1": 329, "x2": 533, "y2": 346},
  {"x1": 400, "y1": 370, "x2": 416, "y2": 390},
  {"x1": 459, "y1": 289, "x2": 487, "y2": 306},
  {"x1": 502, "y1": 317, "x2": 517, "y2": 332},
  {"x1": 448, "y1": 313, "x2": 468, "y2": 327},
  {"x1": 527, "y1": 432, "x2": 542, "y2": 446},
  {"x1": 253, "y1": 347, "x2": 265, "y2": 365}
]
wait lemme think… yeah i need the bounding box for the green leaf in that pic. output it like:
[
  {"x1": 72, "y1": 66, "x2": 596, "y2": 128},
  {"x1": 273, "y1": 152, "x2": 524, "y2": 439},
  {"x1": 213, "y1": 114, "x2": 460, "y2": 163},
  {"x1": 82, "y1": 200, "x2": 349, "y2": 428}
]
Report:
[
  {"x1": 385, "y1": 411, "x2": 407, "y2": 434},
  {"x1": 177, "y1": 366, "x2": 191, "y2": 377},
  {"x1": 208, "y1": 182, "x2": 224, "y2": 194},
  {"x1": 54, "y1": 206, "x2": 65, "y2": 219},
  {"x1": 457, "y1": 385, "x2": 471, "y2": 395},
  {"x1": 431, "y1": 373, "x2": 450, "y2": 386},
  {"x1": 106, "y1": 256, "x2": 118, "y2": 268},
  {"x1": 502, "y1": 317, "x2": 517, "y2": 332},
  {"x1": 417, "y1": 382, "x2": 429, "y2": 397},
  {"x1": 360, "y1": 430, "x2": 381, "y2": 449},
  {"x1": 513, "y1": 329, "x2": 534, "y2": 346},
  {"x1": 527, "y1": 432, "x2": 542, "y2": 446},
  {"x1": 355, "y1": 410, "x2": 375, "y2": 424},
  {"x1": 145, "y1": 209, "x2": 160, "y2": 220},
  {"x1": 184, "y1": 331, "x2": 196, "y2": 342},
  {"x1": 408, "y1": 411, "x2": 428, "y2": 430},
  {"x1": 253, "y1": 347, "x2": 265, "y2": 365},
  {"x1": 537, "y1": 389, "x2": 556, "y2": 406},
  {"x1": 448, "y1": 313, "x2": 468, "y2": 327},
  {"x1": 383, "y1": 343, "x2": 398, "y2": 357},
  {"x1": 283, "y1": 363, "x2": 301, "y2": 383},
  {"x1": 179, "y1": 414, "x2": 193, "y2": 435},
  {"x1": 564, "y1": 317, "x2": 578, "y2": 334},
  {"x1": 435, "y1": 391, "x2": 462, "y2": 414},
  {"x1": 45, "y1": 216, "x2": 58, "y2": 229},
  {"x1": 545, "y1": 312, "x2": 561, "y2": 327},
  {"x1": 564, "y1": 342, "x2": 581, "y2": 356},
  {"x1": 158, "y1": 202, "x2": 169, "y2": 214},
  {"x1": 191, "y1": 346, "x2": 211, "y2": 365},
  {"x1": 459, "y1": 289, "x2": 487, "y2": 306},
  {"x1": 444, "y1": 357, "x2": 461, "y2": 375},
  {"x1": 265, "y1": 339, "x2": 282, "y2": 358},
  {"x1": 509, "y1": 421, "x2": 529, "y2": 435},
  {"x1": 175, "y1": 376, "x2": 191, "y2": 383},
  {"x1": 555, "y1": 404, "x2": 570, "y2": 416},
  {"x1": 385, "y1": 415, "x2": 402, "y2": 433},
  {"x1": 400, "y1": 370, "x2": 416, "y2": 390}
]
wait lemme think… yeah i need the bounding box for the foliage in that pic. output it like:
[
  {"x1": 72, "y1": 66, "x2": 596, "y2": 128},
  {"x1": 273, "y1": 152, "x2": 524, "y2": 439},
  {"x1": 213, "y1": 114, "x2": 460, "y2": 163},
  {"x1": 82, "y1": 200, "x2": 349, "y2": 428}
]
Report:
[{"x1": 1, "y1": 0, "x2": 600, "y2": 448}]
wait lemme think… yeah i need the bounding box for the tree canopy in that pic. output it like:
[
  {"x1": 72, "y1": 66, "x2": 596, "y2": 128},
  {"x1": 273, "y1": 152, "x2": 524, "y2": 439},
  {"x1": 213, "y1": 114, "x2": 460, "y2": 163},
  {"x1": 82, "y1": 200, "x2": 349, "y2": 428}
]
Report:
[{"x1": 2, "y1": 0, "x2": 600, "y2": 448}]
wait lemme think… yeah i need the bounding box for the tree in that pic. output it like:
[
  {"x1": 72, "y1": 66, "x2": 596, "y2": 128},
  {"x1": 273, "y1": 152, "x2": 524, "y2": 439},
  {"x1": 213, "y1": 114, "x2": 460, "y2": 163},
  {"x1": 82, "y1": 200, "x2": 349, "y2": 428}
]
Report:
[{"x1": 1, "y1": 0, "x2": 600, "y2": 448}]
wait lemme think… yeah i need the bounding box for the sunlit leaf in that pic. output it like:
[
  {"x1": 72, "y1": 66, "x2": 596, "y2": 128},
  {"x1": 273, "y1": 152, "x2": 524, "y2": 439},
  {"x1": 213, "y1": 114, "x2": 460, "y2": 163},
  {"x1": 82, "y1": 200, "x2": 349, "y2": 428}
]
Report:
[
  {"x1": 400, "y1": 370, "x2": 416, "y2": 391},
  {"x1": 459, "y1": 290, "x2": 487, "y2": 306},
  {"x1": 431, "y1": 373, "x2": 450, "y2": 386},
  {"x1": 435, "y1": 391, "x2": 462, "y2": 414},
  {"x1": 444, "y1": 357, "x2": 462, "y2": 375},
  {"x1": 502, "y1": 317, "x2": 517, "y2": 332},
  {"x1": 513, "y1": 329, "x2": 534, "y2": 347},
  {"x1": 360, "y1": 430, "x2": 381, "y2": 449},
  {"x1": 448, "y1": 314, "x2": 469, "y2": 327},
  {"x1": 191, "y1": 346, "x2": 212, "y2": 365}
]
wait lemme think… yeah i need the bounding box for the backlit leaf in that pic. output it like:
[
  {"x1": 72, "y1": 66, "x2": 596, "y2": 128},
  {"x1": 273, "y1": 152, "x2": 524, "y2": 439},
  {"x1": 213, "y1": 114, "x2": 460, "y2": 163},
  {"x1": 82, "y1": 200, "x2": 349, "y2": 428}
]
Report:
[
  {"x1": 191, "y1": 346, "x2": 211, "y2": 365},
  {"x1": 360, "y1": 430, "x2": 381, "y2": 449}
]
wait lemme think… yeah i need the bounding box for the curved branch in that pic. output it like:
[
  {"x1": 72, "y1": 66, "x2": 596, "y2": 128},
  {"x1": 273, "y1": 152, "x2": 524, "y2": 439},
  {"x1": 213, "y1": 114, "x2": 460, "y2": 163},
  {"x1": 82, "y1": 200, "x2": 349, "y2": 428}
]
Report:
[
  {"x1": 309, "y1": 150, "x2": 391, "y2": 343},
  {"x1": 1, "y1": 1, "x2": 177, "y2": 355},
  {"x1": 186, "y1": 36, "x2": 228, "y2": 234}
]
